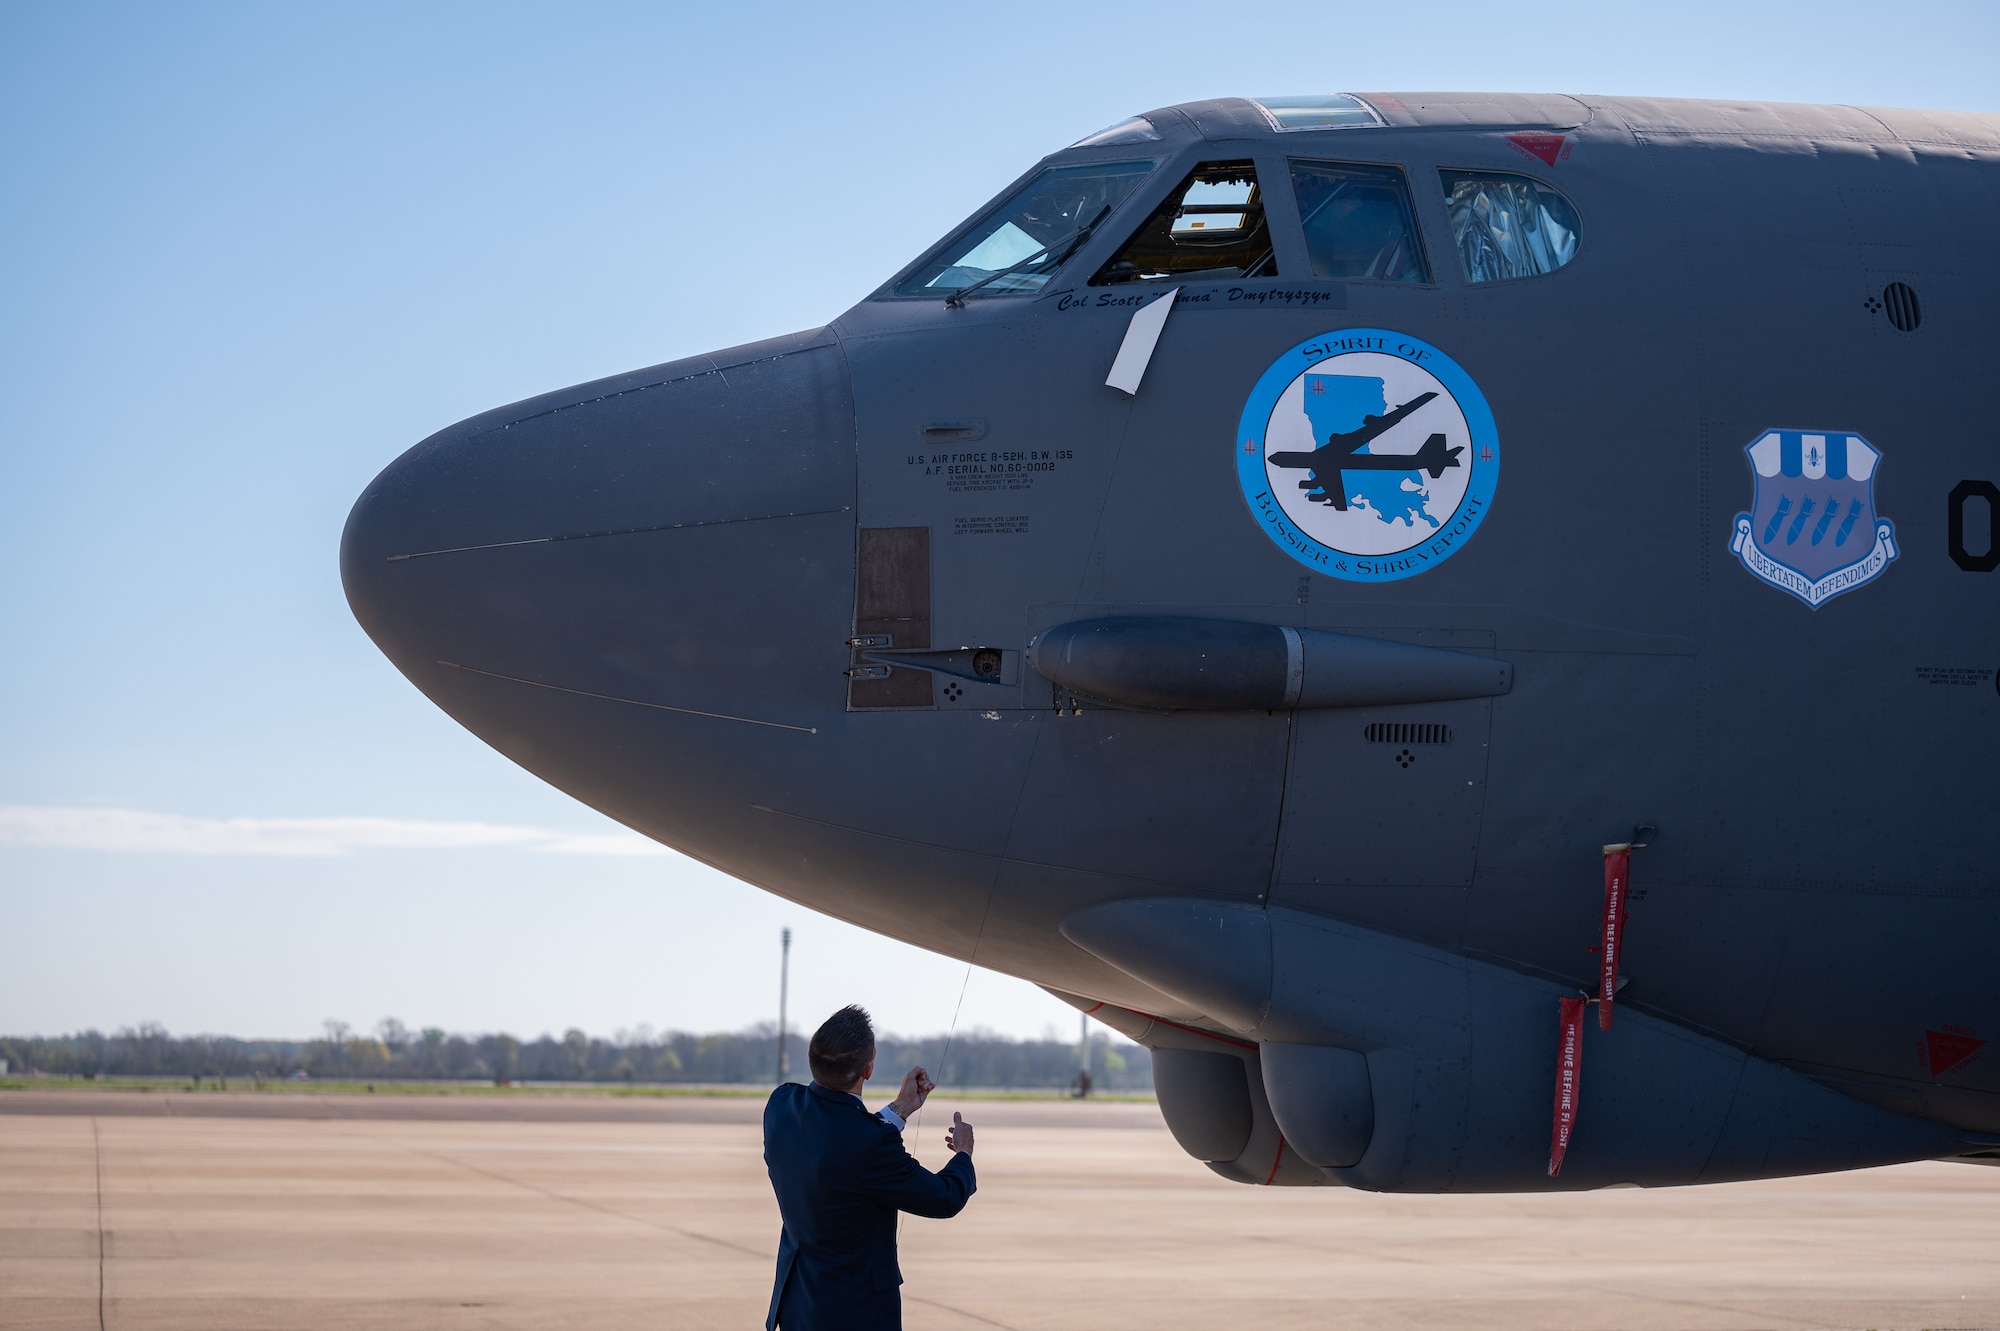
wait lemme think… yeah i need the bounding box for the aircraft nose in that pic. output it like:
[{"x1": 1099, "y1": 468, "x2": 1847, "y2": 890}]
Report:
[{"x1": 340, "y1": 328, "x2": 856, "y2": 833}]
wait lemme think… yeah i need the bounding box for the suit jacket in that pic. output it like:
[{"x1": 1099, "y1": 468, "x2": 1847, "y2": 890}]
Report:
[{"x1": 763, "y1": 1081, "x2": 977, "y2": 1331}]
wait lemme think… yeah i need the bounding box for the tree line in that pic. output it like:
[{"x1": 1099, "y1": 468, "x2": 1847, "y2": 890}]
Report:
[{"x1": 0, "y1": 1020, "x2": 1153, "y2": 1091}]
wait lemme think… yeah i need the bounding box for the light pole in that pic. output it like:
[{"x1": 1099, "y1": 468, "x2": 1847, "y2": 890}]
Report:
[
  {"x1": 1077, "y1": 1010, "x2": 1091, "y2": 1098},
  {"x1": 777, "y1": 927, "x2": 792, "y2": 1084}
]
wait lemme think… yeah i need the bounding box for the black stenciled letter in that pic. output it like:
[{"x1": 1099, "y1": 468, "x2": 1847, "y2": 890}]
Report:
[{"x1": 1947, "y1": 479, "x2": 2000, "y2": 573}]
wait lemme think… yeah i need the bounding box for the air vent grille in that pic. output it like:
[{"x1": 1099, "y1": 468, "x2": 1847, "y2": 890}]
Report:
[
  {"x1": 1882, "y1": 281, "x2": 1921, "y2": 332},
  {"x1": 1365, "y1": 722, "x2": 1452, "y2": 745}
]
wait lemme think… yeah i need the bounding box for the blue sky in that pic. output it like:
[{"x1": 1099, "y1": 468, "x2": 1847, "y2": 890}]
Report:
[{"x1": 2, "y1": 2, "x2": 1994, "y2": 1044}]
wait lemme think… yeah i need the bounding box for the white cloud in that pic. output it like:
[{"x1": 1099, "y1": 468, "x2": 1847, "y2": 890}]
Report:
[{"x1": 0, "y1": 805, "x2": 671, "y2": 858}]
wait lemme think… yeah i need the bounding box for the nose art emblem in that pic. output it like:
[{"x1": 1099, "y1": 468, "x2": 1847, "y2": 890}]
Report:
[{"x1": 1236, "y1": 328, "x2": 1500, "y2": 583}]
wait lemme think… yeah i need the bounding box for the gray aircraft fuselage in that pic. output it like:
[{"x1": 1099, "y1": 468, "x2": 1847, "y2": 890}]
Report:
[{"x1": 343, "y1": 93, "x2": 2000, "y2": 1191}]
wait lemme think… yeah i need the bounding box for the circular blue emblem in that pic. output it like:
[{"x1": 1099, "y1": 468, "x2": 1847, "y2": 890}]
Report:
[{"x1": 1235, "y1": 329, "x2": 1500, "y2": 582}]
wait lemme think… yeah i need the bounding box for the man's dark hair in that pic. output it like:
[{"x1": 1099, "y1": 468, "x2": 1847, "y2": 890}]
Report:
[{"x1": 809, "y1": 1005, "x2": 876, "y2": 1089}]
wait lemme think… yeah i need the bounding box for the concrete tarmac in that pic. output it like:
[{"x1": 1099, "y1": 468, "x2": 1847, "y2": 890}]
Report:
[{"x1": 3, "y1": 1090, "x2": 1997, "y2": 1330}]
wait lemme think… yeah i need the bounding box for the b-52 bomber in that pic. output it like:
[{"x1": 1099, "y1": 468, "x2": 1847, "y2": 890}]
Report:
[
  {"x1": 1267, "y1": 388, "x2": 1462, "y2": 509},
  {"x1": 345, "y1": 93, "x2": 2000, "y2": 1192}
]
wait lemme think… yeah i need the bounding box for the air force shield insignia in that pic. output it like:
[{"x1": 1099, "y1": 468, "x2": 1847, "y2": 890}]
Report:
[{"x1": 1729, "y1": 429, "x2": 1897, "y2": 608}]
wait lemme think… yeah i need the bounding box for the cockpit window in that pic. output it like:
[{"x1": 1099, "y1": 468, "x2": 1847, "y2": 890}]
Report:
[
  {"x1": 1288, "y1": 160, "x2": 1429, "y2": 283},
  {"x1": 1071, "y1": 115, "x2": 1161, "y2": 148},
  {"x1": 1440, "y1": 170, "x2": 1581, "y2": 283},
  {"x1": 1253, "y1": 94, "x2": 1384, "y2": 131},
  {"x1": 1091, "y1": 160, "x2": 1277, "y2": 285},
  {"x1": 896, "y1": 160, "x2": 1155, "y2": 298}
]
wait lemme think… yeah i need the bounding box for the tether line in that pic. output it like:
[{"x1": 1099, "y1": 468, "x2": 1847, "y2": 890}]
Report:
[
  {"x1": 927, "y1": 963, "x2": 977, "y2": 1118},
  {"x1": 901, "y1": 931, "x2": 982, "y2": 1242},
  {"x1": 900, "y1": 716, "x2": 1049, "y2": 1234}
]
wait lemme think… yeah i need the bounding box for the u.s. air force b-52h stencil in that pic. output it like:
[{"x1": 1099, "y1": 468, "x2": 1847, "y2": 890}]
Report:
[{"x1": 345, "y1": 93, "x2": 2000, "y2": 1193}]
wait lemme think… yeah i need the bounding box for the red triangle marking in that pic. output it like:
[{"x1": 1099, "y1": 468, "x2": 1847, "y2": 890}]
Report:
[
  {"x1": 1925, "y1": 1029, "x2": 1985, "y2": 1075},
  {"x1": 1506, "y1": 133, "x2": 1566, "y2": 166}
]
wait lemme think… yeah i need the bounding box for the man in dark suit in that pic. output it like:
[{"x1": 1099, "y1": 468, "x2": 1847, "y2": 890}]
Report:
[{"x1": 764, "y1": 1005, "x2": 977, "y2": 1330}]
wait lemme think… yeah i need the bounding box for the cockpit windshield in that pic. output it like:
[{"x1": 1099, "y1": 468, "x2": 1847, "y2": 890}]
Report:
[
  {"x1": 1092, "y1": 161, "x2": 1277, "y2": 284},
  {"x1": 896, "y1": 160, "x2": 1155, "y2": 298}
]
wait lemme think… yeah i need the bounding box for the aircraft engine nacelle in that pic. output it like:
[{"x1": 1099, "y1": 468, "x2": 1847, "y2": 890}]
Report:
[
  {"x1": 1103, "y1": 1027, "x2": 1376, "y2": 1183},
  {"x1": 1258, "y1": 1041, "x2": 1376, "y2": 1168},
  {"x1": 1063, "y1": 900, "x2": 1964, "y2": 1191},
  {"x1": 1149, "y1": 1049, "x2": 1252, "y2": 1162},
  {"x1": 1143, "y1": 1043, "x2": 1330, "y2": 1186}
]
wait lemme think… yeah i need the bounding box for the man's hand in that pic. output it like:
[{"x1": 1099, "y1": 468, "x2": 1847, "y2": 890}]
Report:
[
  {"x1": 890, "y1": 1066, "x2": 934, "y2": 1121},
  {"x1": 945, "y1": 1111, "x2": 974, "y2": 1158}
]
